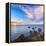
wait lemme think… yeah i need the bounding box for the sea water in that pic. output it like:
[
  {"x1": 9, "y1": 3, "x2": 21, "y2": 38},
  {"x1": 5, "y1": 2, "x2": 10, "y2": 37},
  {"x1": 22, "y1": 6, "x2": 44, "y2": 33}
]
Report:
[{"x1": 10, "y1": 24, "x2": 44, "y2": 41}]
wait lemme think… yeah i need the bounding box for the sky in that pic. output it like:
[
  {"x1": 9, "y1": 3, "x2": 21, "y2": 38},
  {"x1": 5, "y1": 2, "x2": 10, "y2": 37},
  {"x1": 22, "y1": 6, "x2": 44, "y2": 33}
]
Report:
[{"x1": 11, "y1": 4, "x2": 44, "y2": 24}]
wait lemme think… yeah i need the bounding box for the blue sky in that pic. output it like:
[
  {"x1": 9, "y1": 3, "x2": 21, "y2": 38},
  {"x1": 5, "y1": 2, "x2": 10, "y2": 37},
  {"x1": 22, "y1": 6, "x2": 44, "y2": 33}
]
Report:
[
  {"x1": 11, "y1": 4, "x2": 44, "y2": 24},
  {"x1": 11, "y1": 5, "x2": 27, "y2": 20}
]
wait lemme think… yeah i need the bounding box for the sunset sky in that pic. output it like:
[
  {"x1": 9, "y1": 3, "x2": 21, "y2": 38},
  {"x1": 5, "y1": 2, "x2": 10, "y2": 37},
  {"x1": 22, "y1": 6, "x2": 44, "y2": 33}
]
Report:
[
  {"x1": 10, "y1": 4, "x2": 44, "y2": 41},
  {"x1": 11, "y1": 4, "x2": 44, "y2": 24}
]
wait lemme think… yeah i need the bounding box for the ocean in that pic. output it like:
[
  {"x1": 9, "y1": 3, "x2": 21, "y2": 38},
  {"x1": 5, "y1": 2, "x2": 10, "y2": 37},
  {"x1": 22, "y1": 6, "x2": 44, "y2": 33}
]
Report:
[{"x1": 10, "y1": 24, "x2": 44, "y2": 41}]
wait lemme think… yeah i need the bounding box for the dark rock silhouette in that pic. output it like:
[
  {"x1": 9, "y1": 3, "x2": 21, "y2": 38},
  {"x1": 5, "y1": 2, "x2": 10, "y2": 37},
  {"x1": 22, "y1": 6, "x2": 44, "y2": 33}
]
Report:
[
  {"x1": 32, "y1": 27, "x2": 34, "y2": 30},
  {"x1": 38, "y1": 28, "x2": 42, "y2": 32},
  {"x1": 28, "y1": 26, "x2": 30, "y2": 28},
  {"x1": 32, "y1": 27, "x2": 35, "y2": 31},
  {"x1": 30, "y1": 31, "x2": 32, "y2": 37},
  {"x1": 33, "y1": 31, "x2": 38, "y2": 36},
  {"x1": 14, "y1": 34, "x2": 25, "y2": 42}
]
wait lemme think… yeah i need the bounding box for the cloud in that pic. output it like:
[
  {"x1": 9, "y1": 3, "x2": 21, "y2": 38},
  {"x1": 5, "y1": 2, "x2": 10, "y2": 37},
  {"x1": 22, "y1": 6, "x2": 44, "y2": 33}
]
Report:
[
  {"x1": 11, "y1": 5, "x2": 44, "y2": 24},
  {"x1": 20, "y1": 5, "x2": 44, "y2": 22},
  {"x1": 33, "y1": 6, "x2": 43, "y2": 21},
  {"x1": 20, "y1": 5, "x2": 34, "y2": 19}
]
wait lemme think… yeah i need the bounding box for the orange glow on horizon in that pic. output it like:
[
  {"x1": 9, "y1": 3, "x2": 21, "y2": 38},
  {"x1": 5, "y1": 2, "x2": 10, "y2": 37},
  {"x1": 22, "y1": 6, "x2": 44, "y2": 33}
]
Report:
[{"x1": 11, "y1": 20, "x2": 26, "y2": 26}]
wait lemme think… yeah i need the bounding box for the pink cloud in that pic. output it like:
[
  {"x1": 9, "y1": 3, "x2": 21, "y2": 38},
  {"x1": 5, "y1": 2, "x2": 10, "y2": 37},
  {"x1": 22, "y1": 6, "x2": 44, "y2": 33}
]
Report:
[{"x1": 21, "y1": 6, "x2": 44, "y2": 21}]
